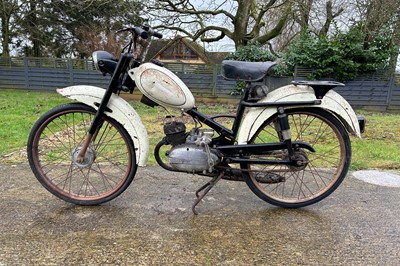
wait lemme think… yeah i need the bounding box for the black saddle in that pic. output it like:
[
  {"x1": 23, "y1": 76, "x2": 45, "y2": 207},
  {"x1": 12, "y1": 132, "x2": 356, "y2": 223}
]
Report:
[{"x1": 222, "y1": 60, "x2": 277, "y2": 82}]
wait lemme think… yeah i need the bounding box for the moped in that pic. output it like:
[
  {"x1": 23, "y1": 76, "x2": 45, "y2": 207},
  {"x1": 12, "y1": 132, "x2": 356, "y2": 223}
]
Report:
[{"x1": 27, "y1": 25, "x2": 364, "y2": 214}]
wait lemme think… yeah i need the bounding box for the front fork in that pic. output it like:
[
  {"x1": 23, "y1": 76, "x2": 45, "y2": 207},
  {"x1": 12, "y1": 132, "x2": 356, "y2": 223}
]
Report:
[{"x1": 76, "y1": 54, "x2": 133, "y2": 162}]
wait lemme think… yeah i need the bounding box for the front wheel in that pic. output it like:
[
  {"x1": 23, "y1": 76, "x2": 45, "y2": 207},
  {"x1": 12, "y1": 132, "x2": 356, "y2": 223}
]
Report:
[
  {"x1": 241, "y1": 108, "x2": 351, "y2": 208},
  {"x1": 27, "y1": 103, "x2": 137, "y2": 205}
]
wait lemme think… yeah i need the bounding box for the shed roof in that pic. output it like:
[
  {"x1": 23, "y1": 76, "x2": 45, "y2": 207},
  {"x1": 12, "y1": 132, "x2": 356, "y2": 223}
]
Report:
[{"x1": 145, "y1": 36, "x2": 230, "y2": 64}]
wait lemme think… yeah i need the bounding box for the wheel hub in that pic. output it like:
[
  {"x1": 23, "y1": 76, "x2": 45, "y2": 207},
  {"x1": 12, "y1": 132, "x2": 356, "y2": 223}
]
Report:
[
  {"x1": 71, "y1": 146, "x2": 96, "y2": 168},
  {"x1": 289, "y1": 150, "x2": 309, "y2": 171}
]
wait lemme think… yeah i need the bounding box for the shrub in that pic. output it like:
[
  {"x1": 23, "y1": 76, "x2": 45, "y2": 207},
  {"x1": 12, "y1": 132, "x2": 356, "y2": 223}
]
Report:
[{"x1": 283, "y1": 26, "x2": 393, "y2": 81}]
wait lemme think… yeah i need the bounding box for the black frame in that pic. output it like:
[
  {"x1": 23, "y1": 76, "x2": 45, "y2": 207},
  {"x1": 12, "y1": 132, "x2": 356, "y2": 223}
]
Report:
[
  {"x1": 86, "y1": 53, "x2": 319, "y2": 166},
  {"x1": 186, "y1": 82, "x2": 322, "y2": 145},
  {"x1": 185, "y1": 82, "x2": 317, "y2": 163}
]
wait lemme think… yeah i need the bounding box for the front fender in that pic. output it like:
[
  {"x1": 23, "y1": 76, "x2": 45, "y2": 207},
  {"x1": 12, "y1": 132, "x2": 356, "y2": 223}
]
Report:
[
  {"x1": 238, "y1": 84, "x2": 361, "y2": 144},
  {"x1": 57, "y1": 85, "x2": 149, "y2": 166}
]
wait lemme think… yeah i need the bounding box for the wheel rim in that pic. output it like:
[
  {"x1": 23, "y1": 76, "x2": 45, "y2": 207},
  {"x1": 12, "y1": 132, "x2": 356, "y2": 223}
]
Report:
[
  {"x1": 246, "y1": 110, "x2": 348, "y2": 204},
  {"x1": 32, "y1": 108, "x2": 133, "y2": 202}
]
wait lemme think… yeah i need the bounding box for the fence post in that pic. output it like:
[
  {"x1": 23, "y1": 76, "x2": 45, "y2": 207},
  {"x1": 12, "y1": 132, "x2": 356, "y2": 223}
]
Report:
[
  {"x1": 23, "y1": 57, "x2": 29, "y2": 90},
  {"x1": 212, "y1": 64, "x2": 218, "y2": 96},
  {"x1": 68, "y1": 59, "x2": 74, "y2": 85},
  {"x1": 387, "y1": 72, "x2": 395, "y2": 110}
]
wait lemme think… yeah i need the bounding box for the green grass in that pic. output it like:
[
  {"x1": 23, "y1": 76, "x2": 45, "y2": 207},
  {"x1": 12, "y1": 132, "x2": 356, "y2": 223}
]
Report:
[
  {"x1": 350, "y1": 110, "x2": 400, "y2": 170},
  {"x1": 1, "y1": 89, "x2": 399, "y2": 170},
  {"x1": 0, "y1": 90, "x2": 70, "y2": 158}
]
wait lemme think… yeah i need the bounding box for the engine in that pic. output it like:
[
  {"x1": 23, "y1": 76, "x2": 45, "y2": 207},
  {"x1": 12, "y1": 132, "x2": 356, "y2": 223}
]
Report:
[
  {"x1": 168, "y1": 143, "x2": 220, "y2": 173},
  {"x1": 161, "y1": 118, "x2": 220, "y2": 173}
]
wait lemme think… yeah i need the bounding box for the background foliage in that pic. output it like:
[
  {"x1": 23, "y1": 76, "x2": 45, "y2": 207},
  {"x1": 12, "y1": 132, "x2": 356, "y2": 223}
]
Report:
[
  {"x1": 225, "y1": 25, "x2": 395, "y2": 86},
  {"x1": 1, "y1": 0, "x2": 399, "y2": 83},
  {"x1": 0, "y1": 0, "x2": 142, "y2": 58},
  {"x1": 282, "y1": 26, "x2": 394, "y2": 81}
]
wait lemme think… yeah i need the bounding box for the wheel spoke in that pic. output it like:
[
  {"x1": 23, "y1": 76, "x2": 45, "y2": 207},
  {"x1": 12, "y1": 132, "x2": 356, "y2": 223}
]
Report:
[
  {"x1": 28, "y1": 104, "x2": 136, "y2": 204},
  {"x1": 242, "y1": 109, "x2": 350, "y2": 207}
]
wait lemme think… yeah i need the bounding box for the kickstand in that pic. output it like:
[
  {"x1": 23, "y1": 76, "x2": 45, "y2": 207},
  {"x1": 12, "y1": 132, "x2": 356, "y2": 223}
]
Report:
[{"x1": 192, "y1": 171, "x2": 224, "y2": 215}]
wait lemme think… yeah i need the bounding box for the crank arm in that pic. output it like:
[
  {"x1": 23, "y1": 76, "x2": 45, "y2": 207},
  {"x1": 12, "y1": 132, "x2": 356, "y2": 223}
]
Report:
[{"x1": 217, "y1": 141, "x2": 315, "y2": 157}]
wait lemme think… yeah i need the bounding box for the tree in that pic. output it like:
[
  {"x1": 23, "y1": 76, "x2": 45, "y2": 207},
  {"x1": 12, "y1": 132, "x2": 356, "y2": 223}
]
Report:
[
  {"x1": 355, "y1": 0, "x2": 400, "y2": 71},
  {"x1": 24, "y1": 0, "x2": 143, "y2": 57},
  {"x1": 0, "y1": 0, "x2": 25, "y2": 57},
  {"x1": 291, "y1": 0, "x2": 344, "y2": 36},
  {"x1": 145, "y1": 0, "x2": 292, "y2": 48},
  {"x1": 1, "y1": 0, "x2": 143, "y2": 58},
  {"x1": 74, "y1": 28, "x2": 127, "y2": 58},
  {"x1": 389, "y1": 11, "x2": 400, "y2": 71}
]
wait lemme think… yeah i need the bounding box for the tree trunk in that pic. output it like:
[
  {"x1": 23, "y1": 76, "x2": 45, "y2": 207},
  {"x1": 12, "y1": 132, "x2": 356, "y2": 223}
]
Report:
[
  {"x1": 232, "y1": 0, "x2": 253, "y2": 47},
  {"x1": 389, "y1": 10, "x2": 400, "y2": 71},
  {"x1": 1, "y1": 15, "x2": 10, "y2": 57},
  {"x1": 0, "y1": 0, "x2": 11, "y2": 57},
  {"x1": 319, "y1": 0, "x2": 344, "y2": 36},
  {"x1": 27, "y1": 1, "x2": 41, "y2": 57},
  {"x1": 298, "y1": 0, "x2": 314, "y2": 30}
]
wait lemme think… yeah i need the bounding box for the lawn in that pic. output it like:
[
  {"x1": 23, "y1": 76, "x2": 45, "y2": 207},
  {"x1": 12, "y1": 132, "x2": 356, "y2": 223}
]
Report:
[{"x1": 1, "y1": 89, "x2": 399, "y2": 170}]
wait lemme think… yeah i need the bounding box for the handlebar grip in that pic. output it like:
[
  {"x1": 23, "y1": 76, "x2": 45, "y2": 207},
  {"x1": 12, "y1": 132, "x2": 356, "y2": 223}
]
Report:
[
  {"x1": 117, "y1": 26, "x2": 160, "y2": 39},
  {"x1": 134, "y1": 27, "x2": 149, "y2": 39},
  {"x1": 153, "y1": 31, "x2": 163, "y2": 39},
  {"x1": 147, "y1": 28, "x2": 163, "y2": 39}
]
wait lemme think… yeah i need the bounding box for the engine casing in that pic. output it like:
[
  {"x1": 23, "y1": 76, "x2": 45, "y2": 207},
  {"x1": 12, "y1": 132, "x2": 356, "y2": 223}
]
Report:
[{"x1": 168, "y1": 144, "x2": 220, "y2": 173}]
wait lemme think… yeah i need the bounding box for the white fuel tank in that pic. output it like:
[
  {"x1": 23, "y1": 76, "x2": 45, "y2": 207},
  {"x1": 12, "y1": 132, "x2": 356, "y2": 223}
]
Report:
[{"x1": 128, "y1": 63, "x2": 195, "y2": 110}]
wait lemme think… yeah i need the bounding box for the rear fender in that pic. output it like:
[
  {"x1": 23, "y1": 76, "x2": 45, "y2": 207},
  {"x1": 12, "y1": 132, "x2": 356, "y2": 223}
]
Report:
[
  {"x1": 238, "y1": 84, "x2": 361, "y2": 144},
  {"x1": 57, "y1": 85, "x2": 149, "y2": 166}
]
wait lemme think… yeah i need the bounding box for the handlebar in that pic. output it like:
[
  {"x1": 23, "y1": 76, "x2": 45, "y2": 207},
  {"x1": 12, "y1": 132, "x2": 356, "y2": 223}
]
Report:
[
  {"x1": 116, "y1": 25, "x2": 163, "y2": 39},
  {"x1": 149, "y1": 29, "x2": 163, "y2": 39}
]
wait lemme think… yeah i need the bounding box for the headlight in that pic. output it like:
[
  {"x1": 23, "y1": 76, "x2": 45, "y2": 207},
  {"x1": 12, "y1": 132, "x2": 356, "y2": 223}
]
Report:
[{"x1": 92, "y1": 51, "x2": 117, "y2": 75}]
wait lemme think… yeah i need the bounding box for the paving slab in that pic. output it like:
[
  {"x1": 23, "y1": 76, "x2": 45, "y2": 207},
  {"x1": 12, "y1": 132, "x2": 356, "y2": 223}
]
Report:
[
  {"x1": 0, "y1": 164, "x2": 399, "y2": 265},
  {"x1": 352, "y1": 170, "x2": 400, "y2": 187}
]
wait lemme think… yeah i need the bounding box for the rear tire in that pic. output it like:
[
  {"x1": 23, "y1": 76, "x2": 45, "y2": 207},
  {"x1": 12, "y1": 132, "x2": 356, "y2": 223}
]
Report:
[
  {"x1": 241, "y1": 108, "x2": 351, "y2": 208},
  {"x1": 27, "y1": 103, "x2": 137, "y2": 205}
]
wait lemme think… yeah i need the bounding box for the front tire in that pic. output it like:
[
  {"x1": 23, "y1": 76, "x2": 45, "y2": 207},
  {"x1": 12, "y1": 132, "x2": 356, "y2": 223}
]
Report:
[
  {"x1": 27, "y1": 103, "x2": 137, "y2": 205},
  {"x1": 241, "y1": 108, "x2": 351, "y2": 208}
]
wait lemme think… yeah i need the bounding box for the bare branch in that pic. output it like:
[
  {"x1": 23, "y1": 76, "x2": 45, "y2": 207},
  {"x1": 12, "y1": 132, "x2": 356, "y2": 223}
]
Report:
[
  {"x1": 319, "y1": 0, "x2": 344, "y2": 36},
  {"x1": 252, "y1": 3, "x2": 291, "y2": 44},
  {"x1": 159, "y1": 0, "x2": 235, "y2": 21}
]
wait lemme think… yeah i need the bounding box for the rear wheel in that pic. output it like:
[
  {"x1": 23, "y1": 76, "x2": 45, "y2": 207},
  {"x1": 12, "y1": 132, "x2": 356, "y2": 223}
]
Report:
[
  {"x1": 241, "y1": 108, "x2": 351, "y2": 208},
  {"x1": 27, "y1": 103, "x2": 137, "y2": 205}
]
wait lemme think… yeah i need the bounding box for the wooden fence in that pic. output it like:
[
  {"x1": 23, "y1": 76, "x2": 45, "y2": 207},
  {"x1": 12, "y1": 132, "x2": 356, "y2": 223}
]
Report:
[
  {"x1": 294, "y1": 66, "x2": 400, "y2": 111},
  {"x1": 1, "y1": 57, "x2": 399, "y2": 111}
]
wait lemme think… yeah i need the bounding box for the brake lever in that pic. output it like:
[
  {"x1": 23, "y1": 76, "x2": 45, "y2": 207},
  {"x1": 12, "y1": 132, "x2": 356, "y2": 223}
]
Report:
[
  {"x1": 116, "y1": 28, "x2": 127, "y2": 34},
  {"x1": 117, "y1": 27, "x2": 148, "y2": 39}
]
